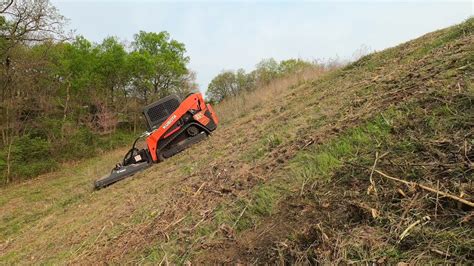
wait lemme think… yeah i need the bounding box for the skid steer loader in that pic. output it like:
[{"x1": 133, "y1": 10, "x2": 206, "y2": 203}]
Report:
[{"x1": 94, "y1": 92, "x2": 218, "y2": 189}]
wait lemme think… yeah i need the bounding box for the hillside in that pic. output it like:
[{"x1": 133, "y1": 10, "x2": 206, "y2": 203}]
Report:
[{"x1": 1, "y1": 18, "x2": 473, "y2": 264}]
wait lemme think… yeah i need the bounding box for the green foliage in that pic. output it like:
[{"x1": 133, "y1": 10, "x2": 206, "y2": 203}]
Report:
[
  {"x1": 207, "y1": 58, "x2": 317, "y2": 103},
  {"x1": 255, "y1": 58, "x2": 280, "y2": 85},
  {"x1": 278, "y1": 59, "x2": 313, "y2": 75},
  {"x1": 207, "y1": 69, "x2": 255, "y2": 102},
  {"x1": 60, "y1": 128, "x2": 97, "y2": 160},
  {"x1": 132, "y1": 31, "x2": 190, "y2": 100},
  {"x1": 96, "y1": 37, "x2": 129, "y2": 102},
  {"x1": 0, "y1": 129, "x2": 136, "y2": 184},
  {"x1": 0, "y1": 136, "x2": 57, "y2": 183}
]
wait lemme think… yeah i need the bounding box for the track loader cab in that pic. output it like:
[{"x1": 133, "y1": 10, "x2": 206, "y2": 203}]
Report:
[{"x1": 142, "y1": 94, "x2": 182, "y2": 131}]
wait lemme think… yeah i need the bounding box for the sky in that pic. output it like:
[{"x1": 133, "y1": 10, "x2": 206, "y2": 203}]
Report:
[{"x1": 52, "y1": 0, "x2": 473, "y2": 93}]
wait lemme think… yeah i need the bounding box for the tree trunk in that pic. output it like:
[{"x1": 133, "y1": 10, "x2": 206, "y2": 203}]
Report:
[
  {"x1": 133, "y1": 97, "x2": 137, "y2": 134},
  {"x1": 61, "y1": 80, "x2": 71, "y2": 141},
  {"x1": 110, "y1": 86, "x2": 114, "y2": 105},
  {"x1": 6, "y1": 138, "x2": 13, "y2": 183}
]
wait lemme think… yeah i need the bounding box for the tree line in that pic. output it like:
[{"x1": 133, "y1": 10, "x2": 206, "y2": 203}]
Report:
[
  {"x1": 0, "y1": 0, "x2": 196, "y2": 183},
  {"x1": 206, "y1": 58, "x2": 319, "y2": 103}
]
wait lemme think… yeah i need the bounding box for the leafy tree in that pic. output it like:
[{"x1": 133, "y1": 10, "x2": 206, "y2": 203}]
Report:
[
  {"x1": 235, "y1": 68, "x2": 255, "y2": 92},
  {"x1": 278, "y1": 59, "x2": 313, "y2": 75},
  {"x1": 0, "y1": 0, "x2": 66, "y2": 59},
  {"x1": 255, "y1": 58, "x2": 279, "y2": 86},
  {"x1": 207, "y1": 71, "x2": 238, "y2": 103},
  {"x1": 55, "y1": 36, "x2": 99, "y2": 115},
  {"x1": 96, "y1": 37, "x2": 128, "y2": 104},
  {"x1": 206, "y1": 68, "x2": 256, "y2": 103},
  {"x1": 127, "y1": 50, "x2": 154, "y2": 103},
  {"x1": 132, "y1": 31, "x2": 189, "y2": 99}
]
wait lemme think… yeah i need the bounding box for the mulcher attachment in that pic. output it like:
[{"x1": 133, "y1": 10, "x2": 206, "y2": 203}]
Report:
[
  {"x1": 94, "y1": 92, "x2": 218, "y2": 189},
  {"x1": 94, "y1": 162, "x2": 151, "y2": 189}
]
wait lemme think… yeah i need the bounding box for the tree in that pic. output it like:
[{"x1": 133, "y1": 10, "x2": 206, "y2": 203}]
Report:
[
  {"x1": 127, "y1": 50, "x2": 154, "y2": 103},
  {"x1": 96, "y1": 36, "x2": 128, "y2": 104},
  {"x1": 0, "y1": 0, "x2": 66, "y2": 183},
  {"x1": 0, "y1": 1, "x2": 197, "y2": 183},
  {"x1": 206, "y1": 68, "x2": 256, "y2": 103},
  {"x1": 0, "y1": 0, "x2": 66, "y2": 52},
  {"x1": 175, "y1": 70, "x2": 199, "y2": 99},
  {"x1": 207, "y1": 58, "x2": 316, "y2": 103},
  {"x1": 132, "y1": 31, "x2": 189, "y2": 99},
  {"x1": 206, "y1": 71, "x2": 238, "y2": 103},
  {"x1": 255, "y1": 58, "x2": 279, "y2": 86},
  {"x1": 278, "y1": 59, "x2": 313, "y2": 75}
]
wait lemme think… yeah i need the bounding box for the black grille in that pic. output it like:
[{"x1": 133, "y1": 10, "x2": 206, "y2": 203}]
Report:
[{"x1": 143, "y1": 95, "x2": 181, "y2": 130}]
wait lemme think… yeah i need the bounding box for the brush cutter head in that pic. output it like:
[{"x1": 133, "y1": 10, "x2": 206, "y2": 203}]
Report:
[{"x1": 94, "y1": 162, "x2": 151, "y2": 189}]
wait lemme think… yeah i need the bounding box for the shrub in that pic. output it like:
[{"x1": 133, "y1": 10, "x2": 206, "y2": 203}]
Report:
[{"x1": 0, "y1": 135, "x2": 57, "y2": 183}]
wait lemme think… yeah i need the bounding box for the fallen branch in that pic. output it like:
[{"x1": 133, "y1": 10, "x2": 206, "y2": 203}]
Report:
[
  {"x1": 159, "y1": 253, "x2": 168, "y2": 266},
  {"x1": 374, "y1": 169, "x2": 474, "y2": 208},
  {"x1": 164, "y1": 216, "x2": 186, "y2": 230},
  {"x1": 368, "y1": 151, "x2": 380, "y2": 196},
  {"x1": 399, "y1": 216, "x2": 430, "y2": 241},
  {"x1": 431, "y1": 248, "x2": 451, "y2": 258},
  {"x1": 193, "y1": 182, "x2": 206, "y2": 197}
]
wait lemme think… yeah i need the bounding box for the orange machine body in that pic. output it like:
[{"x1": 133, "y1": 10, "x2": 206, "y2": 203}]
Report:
[{"x1": 145, "y1": 92, "x2": 218, "y2": 162}]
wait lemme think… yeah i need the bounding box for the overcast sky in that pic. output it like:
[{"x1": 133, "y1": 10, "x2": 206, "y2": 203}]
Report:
[{"x1": 52, "y1": 0, "x2": 472, "y2": 93}]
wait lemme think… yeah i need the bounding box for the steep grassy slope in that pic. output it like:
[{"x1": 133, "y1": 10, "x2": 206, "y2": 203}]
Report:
[{"x1": 0, "y1": 18, "x2": 473, "y2": 264}]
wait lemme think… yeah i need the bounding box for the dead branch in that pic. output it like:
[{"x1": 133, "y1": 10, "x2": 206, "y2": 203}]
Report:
[
  {"x1": 399, "y1": 216, "x2": 430, "y2": 241},
  {"x1": 163, "y1": 216, "x2": 186, "y2": 231},
  {"x1": 368, "y1": 151, "x2": 379, "y2": 196},
  {"x1": 0, "y1": 0, "x2": 13, "y2": 14},
  {"x1": 193, "y1": 182, "x2": 206, "y2": 197},
  {"x1": 431, "y1": 248, "x2": 451, "y2": 258},
  {"x1": 396, "y1": 193, "x2": 420, "y2": 231},
  {"x1": 374, "y1": 169, "x2": 474, "y2": 208}
]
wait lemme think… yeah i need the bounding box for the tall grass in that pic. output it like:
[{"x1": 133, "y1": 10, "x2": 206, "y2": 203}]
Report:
[{"x1": 214, "y1": 64, "x2": 340, "y2": 125}]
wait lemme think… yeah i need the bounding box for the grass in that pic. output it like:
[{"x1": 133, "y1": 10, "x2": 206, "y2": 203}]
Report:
[
  {"x1": 215, "y1": 65, "x2": 334, "y2": 125},
  {"x1": 212, "y1": 115, "x2": 392, "y2": 232},
  {"x1": 291, "y1": 115, "x2": 391, "y2": 181},
  {"x1": 0, "y1": 129, "x2": 138, "y2": 185},
  {"x1": 0, "y1": 147, "x2": 131, "y2": 262},
  {"x1": 178, "y1": 18, "x2": 473, "y2": 263},
  {"x1": 241, "y1": 132, "x2": 284, "y2": 162},
  {"x1": 224, "y1": 184, "x2": 282, "y2": 232}
]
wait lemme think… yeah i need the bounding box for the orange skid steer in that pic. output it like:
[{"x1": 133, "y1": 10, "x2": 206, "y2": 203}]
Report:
[{"x1": 94, "y1": 93, "x2": 218, "y2": 189}]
